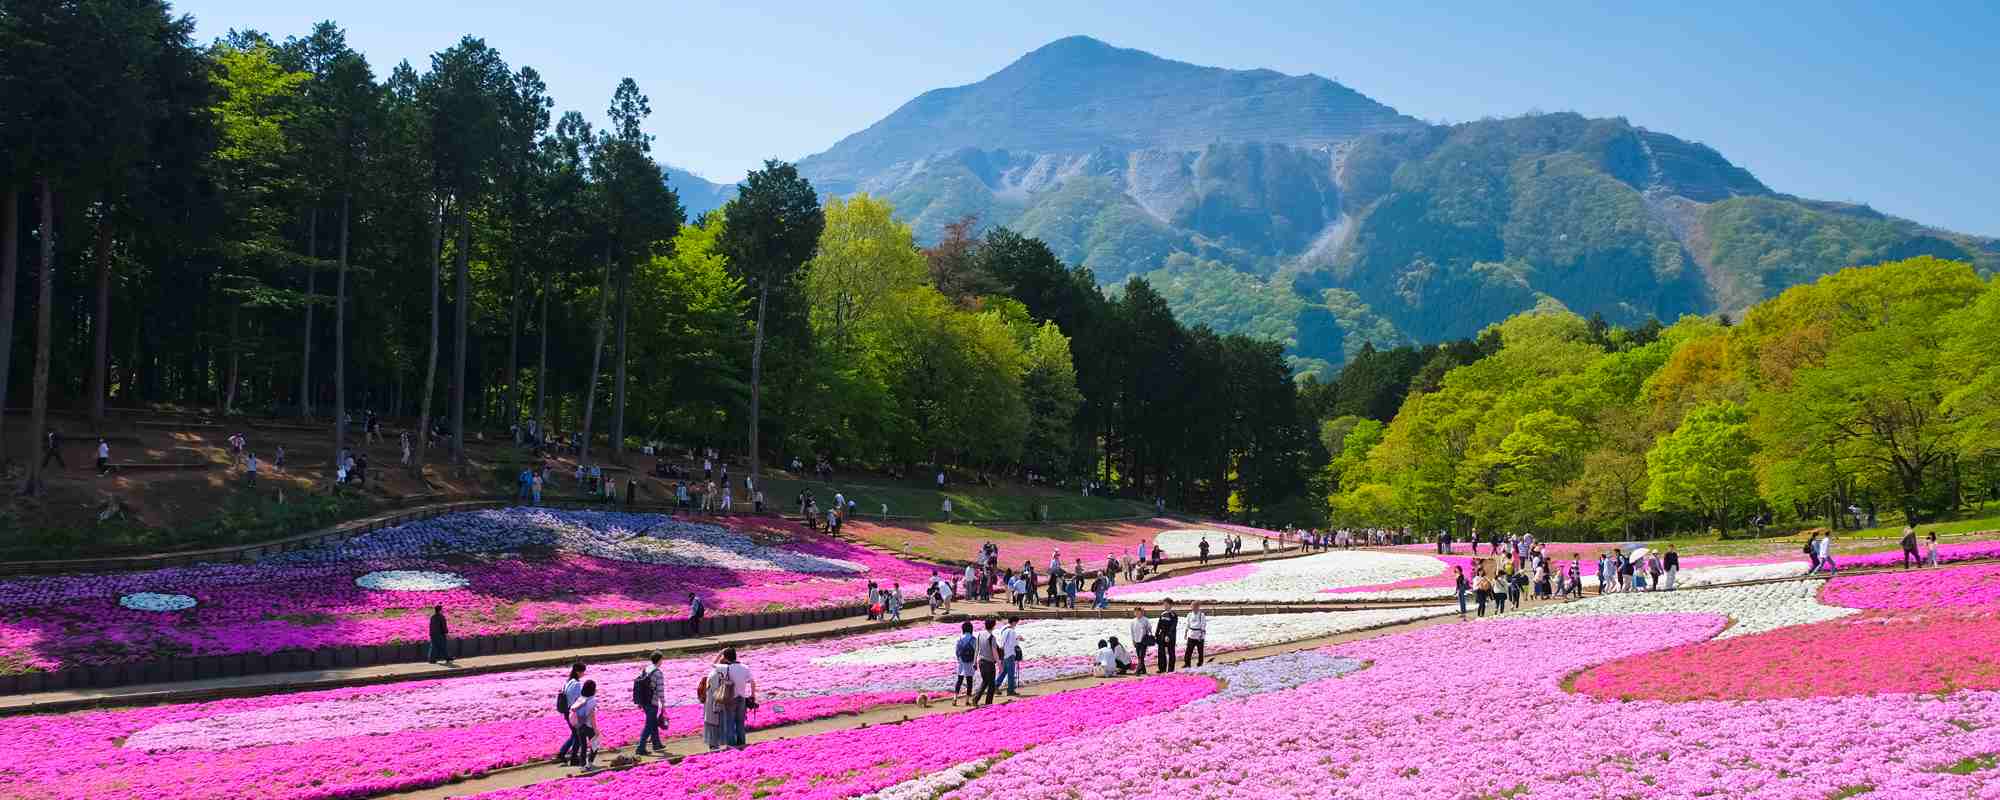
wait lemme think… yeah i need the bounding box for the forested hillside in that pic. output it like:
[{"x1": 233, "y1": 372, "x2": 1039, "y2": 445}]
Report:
[
  {"x1": 1313, "y1": 256, "x2": 2000, "y2": 539},
  {"x1": 793, "y1": 37, "x2": 1998, "y2": 376}
]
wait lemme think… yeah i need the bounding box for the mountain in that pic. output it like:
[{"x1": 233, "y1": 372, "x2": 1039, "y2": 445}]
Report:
[
  {"x1": 792, "y1": 36, "x2": 1997, "y2": 374},
  {"x1": 664, "y1": 165, "x2": 735, "y2": 218}
]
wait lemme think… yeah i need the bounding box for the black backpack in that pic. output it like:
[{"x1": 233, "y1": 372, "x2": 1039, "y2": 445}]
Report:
[
  {"x1": 632, "y1": 669, "x2": 653, "y2": 705},
  {"x1": 1802, "y1": 540, "x2": 1814, "y2": 556},
  {"x1": 556, "y1": 685, "x2": 572, "y2": 716}
]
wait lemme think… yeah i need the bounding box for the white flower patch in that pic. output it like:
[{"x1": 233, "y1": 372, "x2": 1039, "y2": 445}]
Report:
[
  {"x1": 1511, "y1": 579, "x2": 1854, "y2": 638},
  {"x1": 1676, "y1": 561, "x2": 1811, "y2": 587},
  {"x1": 814, "y1": 608, "x2": 1448, "y2": 668},
  {"x1": 1187, "y1": 650, "x2": 1365, "y2": 704},
  {"x1": 1113, "y1": 550, "x2": 1447, "y2": 603},
  {"x1": 117, "y1": 592, "x2": 197, "y2": 612},
  {"x1": 1152, "y1": 529, "x2": 1229, "y2": 559},
  {"x1": 856, "y1": 757, "x2": 998, "y2": 800},
  {"x1": 354, "y1": 570, "x2": 469, "y2": 592}
]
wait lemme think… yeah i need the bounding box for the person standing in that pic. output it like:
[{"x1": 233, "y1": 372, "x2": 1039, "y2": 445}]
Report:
[
  {"x1": 1198, "y1": 537, "x2": 1210, "y2": 565},
  {"x1": 688, "y1": 593, "x2": 705, "y2": 633},
  {"x1": 1927, "y1": 532, "x2": 1940, "y2": 567},
  {"x1": 427, "y1": 605, "x2": 451, "y2": 664},
  {"x1": 569, "y1": 680, "x2": 600, "y2": 767},
  {"x1": 634, "y1": 651, "x2": 666, "y2": 756},
  {"x1": 951, "y1": 621, "x2": 977, "y2": 705},
  {"x1": 1130, "y1": 607, "x2": 1152, "y2": 675},
  {"x1": 719, "y1": 648, "x2": 754, "y2": 748},
  {"x1": 1154, "y1": 600, "x2": 1180, "y2": 674},
  {"x1": 96, "y1": 438, "x2": 111, "y2": 475},
  {"x1": 1183, "y1": 602, "x2": 1209, "y2": 668},
  {"x1": 532, "y1": 471, "x2": 543, "y2": 506},
  {"x1": 555, "y1": 662, "x2": 586, "y2": 764},
  {"x1": 1901, "y1": 525, "x2": 1921, "y2": 569},
  {"x1": 972, "y1": 619, "x2": 1000, "y2": 706},
  {"x1": 245, "y1": 452, "x2": 260, "y2": 486},
  {"x1": 888, "y1": 582, "x2": 903, "y2": 620},
  {"x1": 274, "y1": 444, "x2": 285, "y2": 473},
  {"x1": 1473, "y1": 572, "x2": 1492, "y2": 617},
  {"x1": 43, "y1": 429, "x2": 66, "y2": 469},
  {"x1": 1662, "y1": 547, "x2": 1679, "y2": 590}
]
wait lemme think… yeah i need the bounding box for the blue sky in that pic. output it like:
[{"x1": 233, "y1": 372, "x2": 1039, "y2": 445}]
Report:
[{"x1": 176, "y1": 0, "x2": 1998, "y2": 235}]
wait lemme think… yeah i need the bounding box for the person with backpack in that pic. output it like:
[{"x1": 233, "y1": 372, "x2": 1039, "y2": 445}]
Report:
[
  {"x1": 555, "y1": 663, "x2": 587, "y2": 763},
  {"x1": 688, "y1": 593, "x2": 706, "y2": 633},
  {"x1": 1804, "y1": 533, "x2": 1822, "y2": 575},
  {"x1": 1130, "y1": 606, "x2": 1153, "y2": 675},
  {"x1": 569, "y1": 680, "x2": 600, "y2": 767},
  {"x1": 1091, "y1": 572, "x2": 1110, "y2": 609},
  {"x1": 632, "y1": 651, "x2": 667, "y2": 755},
  {"x1": 951, "y1": 621, "x2": 977, "y2": 706},
  {"x1": 698, "y1": 647, "x2": 753, "y2": 749},
  {"x1": 1901, "y1": 525, "x2": 1921, "y2": 569},
  {"x1": 972, "y1": 618, "x2": 1001, "y2": 706}
]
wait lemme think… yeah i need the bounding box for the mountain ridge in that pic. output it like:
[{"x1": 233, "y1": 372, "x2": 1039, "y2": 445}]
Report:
[{"x1": 716, "y1": 37, "x2": 1999, "y2": 374}]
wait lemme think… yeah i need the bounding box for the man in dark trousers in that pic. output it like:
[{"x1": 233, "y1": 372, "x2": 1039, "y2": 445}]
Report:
[
  {"x1": 687, "y1": 593, "x2": 706, "y2": 634},
  {"x1": 1154, "y1": 599, "x2": 1180, "y2": 673},
  {"x1": 43, "y1": 429, "x2": 65, "y2": 468},
  {"x1": 427, "y1": 605, "x2": 451, "y2": 664}
]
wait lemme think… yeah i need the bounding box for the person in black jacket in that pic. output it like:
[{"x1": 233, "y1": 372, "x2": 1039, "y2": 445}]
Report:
[
  {"x1": 1154, "y1": 599, "x2": 1180, "y2": 673},
  {"x1": 427, "y1": 605, "x2": 451, "y2": 664}
]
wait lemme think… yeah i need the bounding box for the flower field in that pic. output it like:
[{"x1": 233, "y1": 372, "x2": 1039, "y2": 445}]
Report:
[
  {"x1": 0, "y1": 508, "x2": 936, "y2": 673},
  {"x1": 0, "y1": 606, "x2": 1442, "y2": 800}
]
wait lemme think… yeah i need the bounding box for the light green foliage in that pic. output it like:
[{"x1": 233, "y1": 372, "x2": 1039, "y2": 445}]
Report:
[
  {"x1": 803, "y1": 193, "x2": 928, "y2": 349},
  {"x1": 1644, "y1": 401, "x2": 1758, "y2": 529}
]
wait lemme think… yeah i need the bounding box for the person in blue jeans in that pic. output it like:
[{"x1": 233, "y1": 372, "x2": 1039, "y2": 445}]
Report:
[
  {"x1": 997, "y1": 617, "x2": 1022, "y2": 696},
  {"x1": 555, "y1": 662, "x2": 587, "y2": 763},
  {"x1": 635, "y1": 651, "x2": 666, "y2": 755}
]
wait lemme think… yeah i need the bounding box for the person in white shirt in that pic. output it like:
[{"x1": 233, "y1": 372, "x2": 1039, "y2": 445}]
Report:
[
  {"x1": 1096, "y1": 639, "x2": 1117, "y2": 677},
  {"x1": 96, "y1": 438, "x2": 111, "y2": 475},
  {"x1": 1129, "y1": 607, "x2": 1153, "y2": 675},
  {"x1": 700, "y1": 647, "x2": 755, "y2": 749},
  {"x1": 1109, "y1": 637, "x2": 1132, "y2": 674},
  {"x1": 1183, "y1": 602, "x2": 1210, "y2": 667},
  {"x1": 998, "y1": 616, "x2": 1021, "y2": 696},
  {"x1": 245, "y1": 452, "x2": 260, "y2": 485}
]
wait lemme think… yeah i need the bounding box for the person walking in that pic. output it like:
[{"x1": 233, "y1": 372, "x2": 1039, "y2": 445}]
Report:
[
  {"x1": 274, "y1": 444, "x2": 285, "y2": 473},
  {"x1": 1454, "y1": 566, "x2": 1470, "y2": 620},
  {"x1": 688, "y1": 593, "x2": 706, "y2": 633},
  {"x1": 634, "y1": 652, "x2": 666, "y2": 756},
  {"x1": 951, "y1": 621, "x2": 977, "y2": 705},
  {"x1": 1816, "y1": 532, "x2": 1837, "y2": 576},
  {"x1": 887, "y1": 582, "x2": 903, "y2": 620},
  {"x1": 1927, "y1": 532, "x2": 1940, "y2": 567},
  {"x1": 42, "y1": 429, "x2": 66, "y2": 469},
  {"x1": 1901, "y1": 525, "x2": 1921, "y2": 569},
  {"x1": 998, "y1": 616, "x2": 1021, "y2": 696},
  {"x1": 532, "y1": 471, "x2": 543, "y2": 505},
  {"x1": 569, "y1": 680, "x2": 600, "y2": 767},
  {"x1": 1130, "y1": 607, "x2": 1152, "y2": 675},
  {"x1": 972, "y1": 619, "x2": 1001, "y2": 706},
  {"x1": 245, "y1": 452, "x2": 260, "y2": 486},
  {"x1": 96, "y1": 438, "x2": 112, "y2": 475},
  {"x1": 1473, "y1": 572, "x2": 1492, "y2": 617},
  {"x1": 554, "y1": 663, "x2": 587, "y2": 763},
  {"x1": 1183, "y1": 602, "x2": 1209, "y2": 668},
  {"x1": 1198, "y1": 537, "x2": 1210, "y2": 565},
  {"x1": 427, "y1": 605, "x2": 451, "y2": 664},
  {"x1": 1154, "y1": 600, "x2": 1180, "y2": 673},
  {"x1": 1804, "y1": 532, "x2": 1823, "y2": 575},
  {"x1": 1662, "y1": 547, "x2": 1679, "y2": 590}
]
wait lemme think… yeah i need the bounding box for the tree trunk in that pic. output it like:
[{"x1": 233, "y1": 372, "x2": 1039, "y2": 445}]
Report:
[
  {"x1": 748, "y1": 281, "x2": 769, "y2": 483},
  {"x1": 0, "y1": 187, "x2": 19, "y2": 465},
  {"x1": 504, "y1": 239, "x2": 521, "y2": 435},
  {"x1": 23, "y1": 177, "x2": 56, "y2": 495},
  {"x1": 534, "y1": 264, "x2": 548, "y2": 426},
  {"x1": 90, "y1": 203, "x2": 112, "y2": 425},
  {"x1": 223, "y1": 304, "x2": 240, "y2": 413},
  {"x1": 579, "y1": 244, "x2": 613, "y2": 466},
  {"x1": 299, "y1": 209, "x2": 317, "y2": 417},
  {"x1": 413, "y1": 200, "x2": 446, "y2": 479},
  {"x1": 333, "y1": 192, "x2": 350, "y2": 481},
  {"x1": 450, "y1": 212, "x2": 470, "y2": 464},
  {"x1": 612, "y1": 257, "x2": 629, "y2": 462}
]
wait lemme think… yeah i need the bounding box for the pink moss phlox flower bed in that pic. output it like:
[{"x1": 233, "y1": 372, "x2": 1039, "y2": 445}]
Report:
[
  {"x1": 466, "y1": 673, "x2": 1218, "y2": 800},
  {"x1": 0, "y1": 509, "x2": 939, "y2": 673},
  {"x1": 1840, "y1": 538, "x2": 2000, "y2": 568},
  {"x1": 1822, "y1": 561, "x2": 2000, "y2": 609},
  {"x1": 846, "y1": 518, "x2": 1282, "y2": 568},
  {"x1": 1573, "y1": 608, "x2": 2000, "y2": 702},
  {"x1": 944, "y1": 613, "x2": 2000, "y2": 799},
  {"x1": 1110, "y1": 562, "x2": 1258, "y2": 595},
  {"x1": 0, "y1": 621, "x2": 1042, "y2": 800}
]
